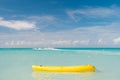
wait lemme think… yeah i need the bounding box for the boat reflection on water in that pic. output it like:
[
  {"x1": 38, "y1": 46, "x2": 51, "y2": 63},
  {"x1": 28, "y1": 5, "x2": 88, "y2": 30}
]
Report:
[{"x1": 32, "y1": 72, "x2": 95, "y2": 80}]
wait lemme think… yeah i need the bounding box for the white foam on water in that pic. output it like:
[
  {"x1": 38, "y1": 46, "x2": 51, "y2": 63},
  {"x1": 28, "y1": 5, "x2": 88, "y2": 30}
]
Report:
[{"x1": 75, "y1": 50, "x2": 120, "y2": 56}]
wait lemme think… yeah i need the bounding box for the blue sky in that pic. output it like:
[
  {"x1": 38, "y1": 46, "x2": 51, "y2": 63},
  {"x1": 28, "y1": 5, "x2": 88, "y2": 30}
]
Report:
[{"x1": 0, "y1": 0, "x2": 120, "y2": 47}]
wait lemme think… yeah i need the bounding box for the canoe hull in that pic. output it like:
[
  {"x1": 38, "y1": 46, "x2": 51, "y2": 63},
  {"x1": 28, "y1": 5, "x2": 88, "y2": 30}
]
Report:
[{"x1": 32, "y1": 64, "x2": 95, "y2": 72}]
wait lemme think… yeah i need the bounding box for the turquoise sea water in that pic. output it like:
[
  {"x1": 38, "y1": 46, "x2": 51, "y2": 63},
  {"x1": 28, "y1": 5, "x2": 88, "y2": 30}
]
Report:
[{"x1": 0, "y1": 48, "x2": 120, "y2": 80}]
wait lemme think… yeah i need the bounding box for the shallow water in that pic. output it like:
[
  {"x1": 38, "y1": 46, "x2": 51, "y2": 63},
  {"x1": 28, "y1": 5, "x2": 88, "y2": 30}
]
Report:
[{"x1": 0, "y1": 48, "x2": 120, "y2": 80}]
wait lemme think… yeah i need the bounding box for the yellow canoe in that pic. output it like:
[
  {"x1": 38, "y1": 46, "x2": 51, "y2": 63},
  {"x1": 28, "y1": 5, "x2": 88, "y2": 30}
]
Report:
[{"x1": 32, "y1": 64, "x2": 96, "y2": 72}]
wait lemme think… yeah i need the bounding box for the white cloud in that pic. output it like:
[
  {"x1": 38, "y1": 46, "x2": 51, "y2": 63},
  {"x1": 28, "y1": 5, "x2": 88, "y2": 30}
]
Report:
[
  {"x1": 1, "y1": 19, "x2": 120, "y2": 47},
  {"x1": 0, "y1": 8, "x2": 13, "y2": 12},
  {"x1": 67, "y1": 6, "x2": 120, "y2": 21},
  {"x1": 27, "y1": 15, "x2": 55, "y2": 21},
  {"x1": 52, "y1": 40, "x2": 71, "y2": 45},
  {"x1": 0, "y1": 17, "x2": 36, "y2": 30},
  {"x1": 98, "y1": 38, "x2": 105, "y2": 44},
  {"x1": 51, "y1": 40, "x2": 89, "y2": 45},
  {"x1": 113, "y1": 37, "x2": 120, "y2": 44},
  {"x1": 98, "y1": 39, "x2": 103, "y2": 43},
  {"x1": 26, "y1": 15, "x2": 58, "y2": 31},
  {"x1": 74, "y1": 22, "x2": 120, "y2": 34},
  {"x1": 3, "y1": 39, "x2": 90, "y2": 47}
]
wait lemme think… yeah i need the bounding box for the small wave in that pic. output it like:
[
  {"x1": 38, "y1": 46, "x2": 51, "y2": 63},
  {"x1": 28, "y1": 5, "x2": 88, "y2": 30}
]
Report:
[{"x1": 76, "y1": 50, "x2": 120, "y2": 56}]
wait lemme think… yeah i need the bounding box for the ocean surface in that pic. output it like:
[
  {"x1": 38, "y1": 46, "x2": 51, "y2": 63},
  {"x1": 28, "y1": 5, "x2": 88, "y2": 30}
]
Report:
[{"x1": 0, "y1": 48, "x2": 120, "y2": 80}]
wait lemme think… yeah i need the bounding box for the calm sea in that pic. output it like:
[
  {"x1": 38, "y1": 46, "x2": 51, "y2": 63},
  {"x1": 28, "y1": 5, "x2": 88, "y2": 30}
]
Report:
[{"x1": 0, "y1": 48, "x2": 120, "y2": 80}]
